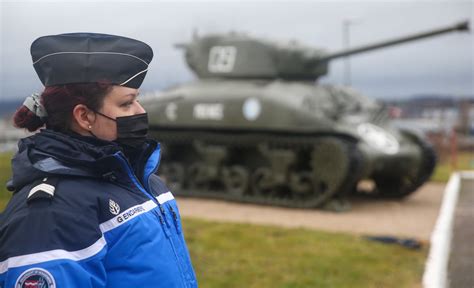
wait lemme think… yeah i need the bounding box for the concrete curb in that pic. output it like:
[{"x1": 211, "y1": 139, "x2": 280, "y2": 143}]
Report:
[{"x1": 423, "y1": 171, "x2": 474, "y2": 288}]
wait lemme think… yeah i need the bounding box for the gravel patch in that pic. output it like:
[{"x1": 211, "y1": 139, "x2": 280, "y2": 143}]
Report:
[{"x1": 177, "y1": 182, "x2": 445, "y2": 240}]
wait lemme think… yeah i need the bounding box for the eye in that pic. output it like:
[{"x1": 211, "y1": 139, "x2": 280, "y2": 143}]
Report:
[{"x1": 121, "y1": 101, "x2": 133, "y2": 108}]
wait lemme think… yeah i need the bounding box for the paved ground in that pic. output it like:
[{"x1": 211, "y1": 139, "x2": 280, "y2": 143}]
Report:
[
  {"x1": 177, "y1": 182, "x2": 445, "y2": 240},
  {"x1": 448, "y1": 178, "x2": 474, "y2": 288}
]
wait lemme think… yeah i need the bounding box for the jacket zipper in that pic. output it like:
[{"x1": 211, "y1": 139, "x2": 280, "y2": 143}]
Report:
[
  {"x1": 169, "y1": 205, "x2": 196, "y2": 284},
  {"x1": 168, "y1": 206, "x2": 182, "y2": 235},
  {"x1": 114, "y1": 153, "x2": 188, "y2": 287}
]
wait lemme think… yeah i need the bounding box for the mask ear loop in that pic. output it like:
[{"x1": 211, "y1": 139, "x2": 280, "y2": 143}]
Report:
[
  {"x1": 87, "y1": 109, "x2": 116, "y2": 138},
  {"x1": 92, "y1": 110, "x2": 117, "y2": 122}
]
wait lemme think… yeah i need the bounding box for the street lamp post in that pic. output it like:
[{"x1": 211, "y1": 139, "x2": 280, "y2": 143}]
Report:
[{"x1": 342, "y1": 19, "x2": 361, "y2": 86}]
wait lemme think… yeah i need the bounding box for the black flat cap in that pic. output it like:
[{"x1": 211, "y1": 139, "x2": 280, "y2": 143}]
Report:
[{"x1": 31, "y1": 33, "x2": 153, "y2": 89}]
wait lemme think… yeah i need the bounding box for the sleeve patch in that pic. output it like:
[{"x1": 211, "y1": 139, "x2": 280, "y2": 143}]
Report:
[
  {"x1": 28, "y1": 183, "x2": 55, "y2": 199},
  {"x1": 27, "y1": 177, "x2": 58, "y2": 203},
  {"x1": 15, "y1": 267, "x2": 56, "y2": 288}
]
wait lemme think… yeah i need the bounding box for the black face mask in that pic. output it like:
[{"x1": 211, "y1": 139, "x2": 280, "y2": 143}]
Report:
[{"x1": 92, "y1": 110, "x2": 149, "y2": 149}]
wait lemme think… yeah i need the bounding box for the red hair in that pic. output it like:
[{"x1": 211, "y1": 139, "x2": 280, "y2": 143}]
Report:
[{"x1": 13, "y1": 83, "x2": 113, "y2": 133}]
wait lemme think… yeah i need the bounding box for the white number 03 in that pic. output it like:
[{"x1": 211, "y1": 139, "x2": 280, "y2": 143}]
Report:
[{"x1": 208, "y1": 46, "x2": 237, "y2": 73}]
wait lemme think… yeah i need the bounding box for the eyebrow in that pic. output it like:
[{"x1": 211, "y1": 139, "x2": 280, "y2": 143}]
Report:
[{"x1": 123, "y1": 92, "x2": 139, "y2": 99}]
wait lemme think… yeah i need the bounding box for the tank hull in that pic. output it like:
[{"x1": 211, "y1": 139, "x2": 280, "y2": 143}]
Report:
[{"x1": 143, "y1": 80, "x2": 436, "y2": 210}]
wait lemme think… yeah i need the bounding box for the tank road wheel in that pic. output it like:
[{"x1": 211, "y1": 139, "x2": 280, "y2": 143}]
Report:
[
  {"x1": 187, "y1": 162, "x2": 210, "y2": 189},
  {"x1": 159, "y1": 163, "x2": 185, "y2": 190},
  {"x1": 187, "y1": 141, "x2": 228, "y2": 190},
  {"x1": 251, "y1": 167, "x2": 274, "y2": 195},
  {"x1": 250, "y1": 145, "x2": 297, "y2": 198},
  {"x1": 222, "y1": 165, "x2": 249, "y2": 196},
  {"x1": 289, "y1": 172, "x2": 313, "y2": 195}
]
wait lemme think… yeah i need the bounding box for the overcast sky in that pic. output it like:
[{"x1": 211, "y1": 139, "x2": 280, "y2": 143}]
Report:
[{"x1": 0, "y1": 0, "x2": 472, "y2": 101}]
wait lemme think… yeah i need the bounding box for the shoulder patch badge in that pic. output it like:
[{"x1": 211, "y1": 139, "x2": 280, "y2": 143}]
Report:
[
  {"x1": 27, "y1": 177, "x2": 56, "y2": 202},
  {"x1": 109, "y1": 199, "x2": 121, "y2": 215},
  {"x1": 16, "y1": 267, "x2": 56, "y2": 288}
]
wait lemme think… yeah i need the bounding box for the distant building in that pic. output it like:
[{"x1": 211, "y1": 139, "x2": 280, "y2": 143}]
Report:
[
  {"x1": 385, "y1": 96, "x2": 474, "y2": 135},
  {"x1": 384, "y1": 95, "x2": 474, "y2": 153}
]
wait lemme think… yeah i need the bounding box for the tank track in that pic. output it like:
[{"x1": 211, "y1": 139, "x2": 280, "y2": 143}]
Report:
[
  {"x1": 373, "y1": 131, "x2": 437, "y2": 198},
  {"x1": 151, "y1": 127, "x2": 362, "y2": 210}
]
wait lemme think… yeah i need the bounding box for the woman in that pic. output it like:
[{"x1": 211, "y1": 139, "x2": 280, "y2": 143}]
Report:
[{"x1": 0, "y1": 33, "x2": 197, "y2": 287}]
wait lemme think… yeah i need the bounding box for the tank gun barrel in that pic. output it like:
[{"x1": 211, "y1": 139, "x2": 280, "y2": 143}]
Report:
[{"x1": 322, "y1": 20, "x2": 469, "y2": 61}]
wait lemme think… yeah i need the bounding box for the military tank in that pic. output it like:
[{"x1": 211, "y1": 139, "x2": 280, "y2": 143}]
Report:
[{"x1": 142, "y1": 21, "x2": 469, "y2": 210}]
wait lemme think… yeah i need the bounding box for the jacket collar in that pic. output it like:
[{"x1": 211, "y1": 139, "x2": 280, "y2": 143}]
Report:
[{"x1": 9, "y1": 129, "x2": 159, "y2": 191}]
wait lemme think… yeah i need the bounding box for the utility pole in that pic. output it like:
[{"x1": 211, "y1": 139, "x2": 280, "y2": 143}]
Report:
[{"x1": 342, "y1": 19, "x2": 361, "y2": 86}]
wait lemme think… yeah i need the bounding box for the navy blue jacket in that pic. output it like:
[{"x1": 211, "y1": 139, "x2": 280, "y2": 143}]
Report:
[{"x1": 0, "y1": 129, "x2": 197, "y2": 287}]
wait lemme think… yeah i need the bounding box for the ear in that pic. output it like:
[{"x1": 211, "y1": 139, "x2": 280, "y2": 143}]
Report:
[{"x1": 72, "y1": 104, "x2": 96, "y2": 132}]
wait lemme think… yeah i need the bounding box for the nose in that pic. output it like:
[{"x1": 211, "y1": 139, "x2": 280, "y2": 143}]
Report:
[{"x1": 135, "y1": 101, "x2": 146, "y2": 114}]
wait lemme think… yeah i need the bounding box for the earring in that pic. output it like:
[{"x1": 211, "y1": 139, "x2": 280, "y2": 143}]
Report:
[{"x1": 88, "y1": 125, "x2": 92, "y2": 129}]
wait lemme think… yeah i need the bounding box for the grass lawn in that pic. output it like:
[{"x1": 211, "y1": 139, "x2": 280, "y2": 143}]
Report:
[
  {"x1": 430, "y1": 151, "x2": 473, "y2": 182},
  {"x1": 184, "y1": 218, "x2": 427, "y2": 288},
  {"x1": 0, "y1": 152, "x2": 12, "y2": 211}
]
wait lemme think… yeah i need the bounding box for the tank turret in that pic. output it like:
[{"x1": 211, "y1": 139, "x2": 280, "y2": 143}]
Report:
[{"x1": 180, "y1": 21, "x2": 468, "y2": 80}]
